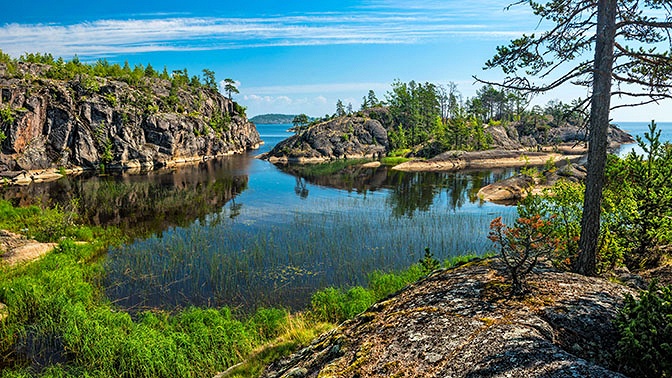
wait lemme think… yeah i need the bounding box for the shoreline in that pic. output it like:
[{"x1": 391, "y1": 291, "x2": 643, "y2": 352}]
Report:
[
  {"x1": 0, "y1": 142, "x2": 263, "y2": 187},
  {"x1": 391, "y1": 145, "x2": 588, "y2": 172}
]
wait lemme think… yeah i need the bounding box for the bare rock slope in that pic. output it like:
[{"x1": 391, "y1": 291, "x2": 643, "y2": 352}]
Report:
[
  {"x1": 262, "y1": 259, "x2": 635, "y2": 378},
  {"x1": 0, "y1": 62, "x2": 261, "y2": 184}
]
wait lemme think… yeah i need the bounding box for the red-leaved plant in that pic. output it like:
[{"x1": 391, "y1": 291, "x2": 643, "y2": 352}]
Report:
[{"x1": 488, "y1": 214, "x2": 559, "y2": 296}]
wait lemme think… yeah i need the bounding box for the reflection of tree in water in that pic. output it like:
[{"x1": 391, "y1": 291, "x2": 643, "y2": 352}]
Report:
[
  {"x1": 386, "y1": 169, "x2": 516, "y2": 217},
  {"x1": 228, "y1": 198, "x2": 243, "y2": 219},
  {"x1": 294, "y1": 176, "x2": 309, "y2": 199},
  {"x1": 276, "y1": 162, "x2": 516, "y2": 217},
  {"x1": 386, "y1": 171, "x2": 441, "y2": 218},
  {"x1": 0, "y1": 158, "x2": 251, "y2": 238}
]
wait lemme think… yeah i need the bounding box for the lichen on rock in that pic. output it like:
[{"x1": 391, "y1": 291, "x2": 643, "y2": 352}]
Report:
[{"x1": 261, "y1": 259, "x2": 635, "y2": 378}]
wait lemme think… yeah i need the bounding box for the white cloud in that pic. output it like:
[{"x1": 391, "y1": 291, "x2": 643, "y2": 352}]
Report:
[
  {"x1": 243, "y1": 82, "x2": 390, "y2": 95},
  {"x1": 0, "y1": 7, "x2": 532, "y2": 58}
]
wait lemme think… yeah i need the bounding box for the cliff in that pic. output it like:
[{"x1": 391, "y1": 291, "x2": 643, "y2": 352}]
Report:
[
  {"x1": 0, "y1": 62, "x2": 261, "y2": 184},
  {"x1": 261, "y1": 259, "x2": 637, "y2": 378}
]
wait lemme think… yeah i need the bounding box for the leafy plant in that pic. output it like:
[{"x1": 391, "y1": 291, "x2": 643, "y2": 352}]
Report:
[
  {"x1": 419, "y1": 247, "x2": 440, "y2": 274},
  {"x1": 488, "y1": 196, "x2": 558, "y2": 295},
  {"x1": 616, "y1": 281, "x2": 672, "y2": 378},
  {"x1": 1, "y1": 105, "x2": 14, "y2": 124}
]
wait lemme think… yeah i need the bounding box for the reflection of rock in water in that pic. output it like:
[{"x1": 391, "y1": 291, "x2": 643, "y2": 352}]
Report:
[
  {"x1": 0, "y1": 157, "x2": 251, "y2": 238},
  {"x1": 277, "y1": 162, "x2": 517, "y2": 215}
]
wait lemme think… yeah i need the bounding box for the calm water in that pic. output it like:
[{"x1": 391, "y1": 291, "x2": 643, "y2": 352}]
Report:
[
  {"x1": 614, "y1": 121, "x2": 672, "y2": 157},
  {"x1": 6, "y1": 121, "x2": 668, "y2": 312},
  {"x1": 102, "y1": 124, "x2": 518, "y2": 311}
]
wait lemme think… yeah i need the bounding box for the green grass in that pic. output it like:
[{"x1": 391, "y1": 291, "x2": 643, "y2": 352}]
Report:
[
  {"x1": 0, "y1": 199, "x2": 493, "y2": 377},
  {"x1": 293, "y1": 158, "x2": 372, "y2": 176},
  {"x1": 0, "y1": 199, "x2": 110, "y2": 244},
  {"x1": 380, "y1": 156, "x2": 410, "y2": 166},
  {"x1": 0, "y1": 238, "x2": 297, "y2": 377}
]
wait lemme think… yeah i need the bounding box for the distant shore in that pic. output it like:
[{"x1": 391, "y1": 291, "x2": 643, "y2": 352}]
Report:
[{"x1": 391, "y1": 145, "x2": 587, "y2": 172}]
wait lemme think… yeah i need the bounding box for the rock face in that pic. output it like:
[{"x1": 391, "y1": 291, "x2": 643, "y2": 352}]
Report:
[
  {"x1": 262, "y1": 114, "x2": 388, "y2": 163},
  {"x1": 0, "y1": 62, "x2": 261, "y2": 182},
  {"x1": 262, "y1": 259, "x2": 635, "y2": 378},
  {"x1": 486, "y1": 123, "x2": 634, "y2": 151}
]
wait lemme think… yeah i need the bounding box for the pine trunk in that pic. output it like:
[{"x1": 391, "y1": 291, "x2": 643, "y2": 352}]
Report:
[{"x1": 575, "y1": 0, "x2": 617, "y2": 275}]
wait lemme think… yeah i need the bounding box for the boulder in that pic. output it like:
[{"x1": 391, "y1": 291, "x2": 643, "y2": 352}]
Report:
[
  {"x1": 477, "y1": 174, "x2": 536, "y2": 202},
  {"x1": 262, "y1": 116, "x2": 388, "y2": 163}
]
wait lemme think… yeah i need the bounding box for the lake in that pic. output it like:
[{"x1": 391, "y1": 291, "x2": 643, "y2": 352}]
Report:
[{"x1": 3, "y1": 121, "x2": 669, "y2": 312}]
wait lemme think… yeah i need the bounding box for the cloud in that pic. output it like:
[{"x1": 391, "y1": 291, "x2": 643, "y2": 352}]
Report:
[
  {"x1": 243, "y1": 82, "x2": 390, "y2": 96},
  {"x1": 0, "y1": 6, "x2": 532, "y2": 58}
]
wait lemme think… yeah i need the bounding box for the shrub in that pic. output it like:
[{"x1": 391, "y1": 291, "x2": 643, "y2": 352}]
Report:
[
  {"x1": 1, "y1": 105, "x2": 14, "y2": 124},
  {"x1": 488, "y1": 196, "x2": 558, "y2": 295},
  {"x1": 616, "y1": 281, "x2": 672, "y2": 377}
]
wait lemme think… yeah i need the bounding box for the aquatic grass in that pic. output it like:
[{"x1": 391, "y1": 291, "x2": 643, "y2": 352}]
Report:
[
  {"x1": 0, "y1": 238, "x2": 302, "y2": 377},
  {"x1": 105, "y1": 194, "x2": 515, "y2": 312}
]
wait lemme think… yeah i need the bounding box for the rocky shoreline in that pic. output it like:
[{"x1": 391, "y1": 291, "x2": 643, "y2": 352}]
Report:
[
  {"x1": 0, "y1": 62, "x2": 261, "y2": 185},
  {"x1": 391, "y1": 147, "x2": 585, "y2": 172},
  {"x1": 260, "y1": 258, "x2": 638, "y2": 378}
]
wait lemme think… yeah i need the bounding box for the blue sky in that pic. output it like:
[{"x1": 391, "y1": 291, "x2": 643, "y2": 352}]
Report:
[{"x1": 0, "y1": 0, "x2": 668, "y2": 122}]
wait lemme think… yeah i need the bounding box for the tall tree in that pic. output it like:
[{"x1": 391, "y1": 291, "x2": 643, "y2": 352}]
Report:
[
  {"x1": 292, "y1": 113, "x2": 309, "y2": 131},
  {"x1": 223, "y1": 78, "x2": 239, "y2": 100},
  {"x1": 480, "y1": 0, "x2": 672, "y2": 275},
  {"x1": 202, "y1": 69, "x2": 217, "y2": 90},
  {"x1": 336, "y1": 99, "x2": 346, "y2": 116}
]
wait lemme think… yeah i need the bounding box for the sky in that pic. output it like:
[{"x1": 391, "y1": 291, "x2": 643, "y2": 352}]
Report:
[{"x1": 0, "y1": 0, "x2": 669, "y2": 122}]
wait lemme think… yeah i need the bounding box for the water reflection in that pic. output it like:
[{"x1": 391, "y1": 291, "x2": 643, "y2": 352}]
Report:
[
  {"x1": 0, "y1": 158, "x2": 251, "y2": 238},
  {"x1": 2, "y1": 149, "x2": 517, "y2": 313},
  {"x1": 277, "y1": 163, "x2": 516, "y2": 216}
]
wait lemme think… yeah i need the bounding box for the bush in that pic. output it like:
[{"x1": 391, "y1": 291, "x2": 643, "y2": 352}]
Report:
[
  {"x1": 488, "y1": 195, "x2": 559, "y2": 295},
  {"x1": 616, "y1": 281, "x2": 672, "y2": 377}
]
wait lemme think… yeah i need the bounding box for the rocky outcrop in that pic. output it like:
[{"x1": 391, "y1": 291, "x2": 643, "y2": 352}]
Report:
[
  {"x1": 477, "y1": 174, "x2": 536, "y2": 203},
  {"x1": 262, "y1": 259, "x2": 635, "y2": 377},
  {"x1": 486, "y1": 123, "x2": 634, "y2": 150},
  {"x1": 477, "y1": 163, "x2": 588, "y2": 203},
  {"x1": 393, "y1": 149, "x2": 585, "y2": 172},
  {"x1": 0, "y1": 63, "x2": 261, "y2": 184},
  {"x1": 261, "y1": 114, "x2": 388, "y2": 164}
]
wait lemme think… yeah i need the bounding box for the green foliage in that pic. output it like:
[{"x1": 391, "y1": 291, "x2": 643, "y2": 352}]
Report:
[
  {"x1": 234, "y1": 102, "x2": 247, "y2": 117},
  {"x1": 291, "y1": 113, "x2": 309, "y2": 132},
  {"x1": 1, "y1": 105, "x2": 15, "y2": 124},
  {"x1": 104, "y1": 92, "x2": 118, "y2": 107},
  {"x1": 488, "y1": 195, "x2": 559, "y2": 295},
  {"x1": 310, "y1": 286, "x2": 374, "y2": 324},
  {"x1": 209, "y1": 110, "x2": 231, "y2": 134},
  {"x1": 614, "y1": 121, "x2": 672, "y2": 268},
  {"x1": 0, "y1": 199, "x2": 95, "y2": 243},
  {"x1": 380, "y1": 156, "x2": 410, "y2": 165},
  {"x1": 419, "y1": 247, "x2": 440, "y2": 274},
  {"x1": 616, "y1": 281, "x2": 672, "y2": 378},
  {"x1": 223, "y1": 78, "x2": 239, "y2": 99},
  {"x1": 202, "y1": 69, "x2": 217, "y2": 90},
  {"x1": 309, "y1": 254, "x2": 476, "y2": 324}
]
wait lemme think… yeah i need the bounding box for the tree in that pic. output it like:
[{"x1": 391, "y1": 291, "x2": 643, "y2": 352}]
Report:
[
  {"x1": 367, "y1": 90, "x2": 379, "y2": 107},
  {"x1": 223, "y1": 78, "x2": 239, "y2": 100},
  {"x1": 292, "y1": 113, "x2": 309, "y2": 132},
  {"x1": 336, "y1": 99, "x2": 346, "y2": 116},
  {"x1": 480, "y1": 1, "x2": 672, "y2": 276},
  {"x1": 202, "y1": 69, "x2": 217, "y2": 90}
]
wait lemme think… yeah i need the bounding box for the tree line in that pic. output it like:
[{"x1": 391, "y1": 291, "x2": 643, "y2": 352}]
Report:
[
  {"x1": 295, "y1": 80, "x2": 586, "y2": 154},
  {"x1": 0, "y1": 50, "x2": 239, "y2": 98}
]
